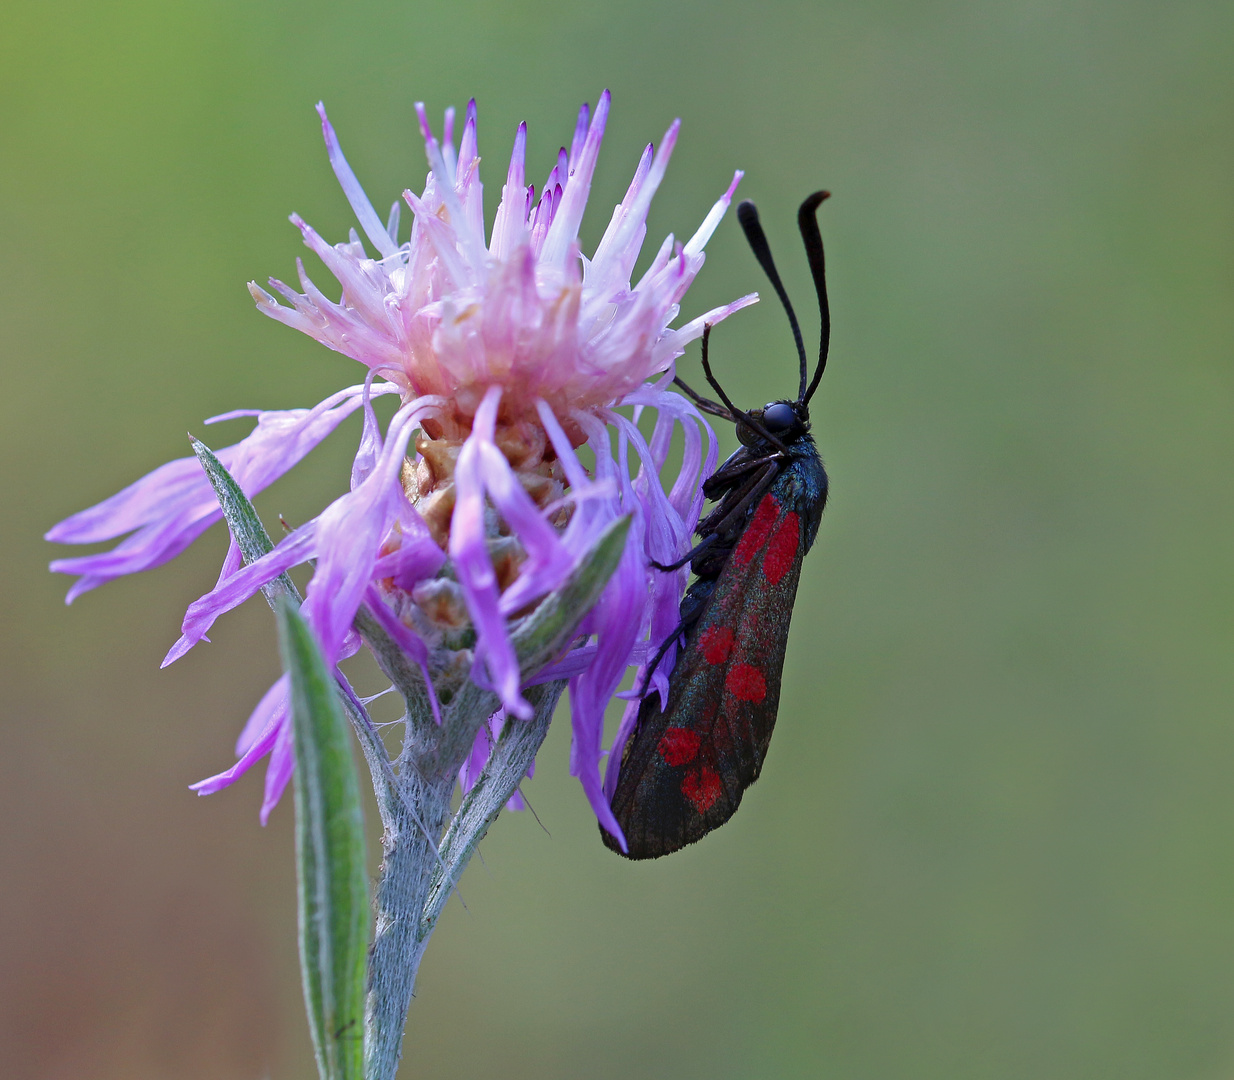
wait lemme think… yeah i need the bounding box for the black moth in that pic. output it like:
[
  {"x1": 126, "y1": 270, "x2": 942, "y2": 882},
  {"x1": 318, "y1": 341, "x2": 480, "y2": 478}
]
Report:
[{"x1": 602, "y1": 191, "x2": 833, "y2": 859}]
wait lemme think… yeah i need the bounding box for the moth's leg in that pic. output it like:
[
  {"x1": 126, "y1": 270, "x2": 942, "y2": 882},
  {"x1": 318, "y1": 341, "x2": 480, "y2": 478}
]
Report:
[
  {"x1": 702, "y1": 451, "x2": 786, "y2": 498},
  {"x1": 650, "y1": 532, "x2": 719, "y2": 573},
  {"x1": 673, "y1": 376, "x2": 731, "y2": 420},
  {"x1": 702, "y1": 460, "x2": 781, "y2": 542},
  {"x1": 637, "y1": 617, "x2": 693, "y2": 697},
  {"x1": 654, "y1": 458, "x2": 783, "y2": 572},
  {"x1": 637, "y1": 584, "x2": 713, "y2": 697},
  {"x1": 657, "y1": 462, "x2": 781, "y2": 574}
]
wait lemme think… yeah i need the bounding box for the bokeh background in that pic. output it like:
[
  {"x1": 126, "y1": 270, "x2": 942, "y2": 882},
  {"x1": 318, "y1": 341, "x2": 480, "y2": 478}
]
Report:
[{"x1": 3, "y1": 0, "x2": 1232, "y2": 1076}]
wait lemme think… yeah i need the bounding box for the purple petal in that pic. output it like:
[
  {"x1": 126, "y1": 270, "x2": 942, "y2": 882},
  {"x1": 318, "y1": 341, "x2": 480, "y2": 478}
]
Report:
[
  {"x1": 490, "y1": 121, "x2": 528, "y2": 261},
  {"x1": 539, "y1": 89, "x2": 610, "y2": 268},
  {"x1": 361, "y1": 584, "x2": 441, "y2": 725},
  {"x1": 238, "y1": 673, "x2": 290, "y2": 757},
  {"x1": 459, "y1": 710, "x2": 500, "y2": 795},
  {"x1": 190, "y1": 675, "x2": 289, "y2": 795},
  {"x1": 371, "y1": 508, "x2": 446, "y2": 590},
  {"x1": 567, "y1": 101, "x2": 590, "y2": 169},
  {"x1": 351, "y1": 370, "x2": 387, "y2": 489},
  {"x1": 441, "y1": 105, "x2": 456, "y2": 172},
  {"x1": 317, "y1": 101, "x2": 399, "y2": 259},
  {"x1": 683, "y1": 170, "x2": 744, "y2": 257},
  {"x1": 589, "y1": 141, "x2": 654, "y2": 281},
  {"x1": 371, "y1": 546, "x2": 445, "y2": 591},
  {"x1": 587, "y1": 118, "x2": 679, "y2": 291},
  {"x1": 53, "y1": 512, "x2": 218, "y2": 603},
  {"x1": 568, "y1": 530, "x2": 642, "y2": 848},
  {"x1": 260, "y1": 719, "x2": 295, "y2": 825},
  {"x1": 46, "y1": 455, "x2": 222, "y2": 545},
  {"x1": 164, "y1": 521, "x2": 319, "y2": 667},
  {"x1": 649, "y1": 293, "x2": 760, "y2": 370},
  {"x1": 604, "y1": 695, "x2": 644, "y2": 804},
  {"x1": 458, "y1": 710, "x2": 532, "y2": 811},
  {"x1": 449, "y1": 388, "x2": 528, "y2": 718},
  {"x1": 300, "y1": 401, "x2": 426, "y2": 666},
  {"x1": 413, "y1": 103, "x2": 484, "y2": 270},
  {"x1": 48, "y1": 385, "x2": 378, "y2": 600}
]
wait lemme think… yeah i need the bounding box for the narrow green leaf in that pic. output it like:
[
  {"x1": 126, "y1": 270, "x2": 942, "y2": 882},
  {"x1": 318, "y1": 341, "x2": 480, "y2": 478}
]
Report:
[
  {"x1": 193, "y1": 438, "x2": 399, "y2": 826},
  {"x1": 191, "y1": 437, "x2": 301, "y2": 606},
  {"x1": 278, "y1": 599, "x2": 369, "y2": 1080}
]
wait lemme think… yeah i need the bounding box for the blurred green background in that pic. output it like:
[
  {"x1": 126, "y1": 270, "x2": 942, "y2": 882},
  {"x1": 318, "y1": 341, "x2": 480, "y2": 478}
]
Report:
[{"x1": 3, "y1": 0, "x2": 1232, "y2": 1076}]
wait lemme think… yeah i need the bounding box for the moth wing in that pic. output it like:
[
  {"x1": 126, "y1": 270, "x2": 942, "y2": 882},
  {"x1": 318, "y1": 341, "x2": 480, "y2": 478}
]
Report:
[{"x1": 607, "y1": 485, "x2": 811, "y2": 858}]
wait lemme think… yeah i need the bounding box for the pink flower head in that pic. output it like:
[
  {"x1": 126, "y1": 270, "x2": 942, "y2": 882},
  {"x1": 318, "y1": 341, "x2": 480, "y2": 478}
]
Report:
[
  {"x1": 48, "y1": 92, "x2": 756, "y2": 842},
  {"x1": 252, "y1": 93, "x2": 752, "y2": 429}
]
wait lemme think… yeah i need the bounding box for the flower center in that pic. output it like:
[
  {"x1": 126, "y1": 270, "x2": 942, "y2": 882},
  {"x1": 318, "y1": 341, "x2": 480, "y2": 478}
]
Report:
[{"x1": 404, "y1": 418, "x2": 570, "y2": 551}]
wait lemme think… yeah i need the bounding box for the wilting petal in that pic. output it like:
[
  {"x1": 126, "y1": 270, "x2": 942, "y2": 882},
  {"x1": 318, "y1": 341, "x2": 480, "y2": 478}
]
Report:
[
  {"x1": 260, "y1": 719, "x2": 295, "y2": 825},
  {"x1": 569, "y1": 532, "x2": 643, "y2": 847},
  {"x1": 163, "y1": 521, "x2": 320, "y2": 667},
  {"x1": 361, "y1": 583, "x2": 441, "y2": 725},
  {"x1": 300, "y1": 401, "x2": 429, "y2": 665},
  {"x1": 190, "y1": 674, "x2": 289, "y2": 795},
  {"x1": 47, "y1": 383, "x2": 397, "y2": 600}
]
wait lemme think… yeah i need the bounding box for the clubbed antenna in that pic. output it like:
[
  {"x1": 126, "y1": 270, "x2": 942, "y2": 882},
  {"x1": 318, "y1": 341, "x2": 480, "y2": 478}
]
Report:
[
  {"x1": 737, "y1": 200, "x2": 809, "y2": 400},
  {"x1": 798, "y1": 191, "x2": 831, "y2": 405}
]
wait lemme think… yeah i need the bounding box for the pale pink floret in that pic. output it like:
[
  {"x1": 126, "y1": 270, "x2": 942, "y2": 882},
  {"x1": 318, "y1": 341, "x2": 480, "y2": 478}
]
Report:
[{"x1": 250, "y1": 91, "x2": 755, "y2": 423}]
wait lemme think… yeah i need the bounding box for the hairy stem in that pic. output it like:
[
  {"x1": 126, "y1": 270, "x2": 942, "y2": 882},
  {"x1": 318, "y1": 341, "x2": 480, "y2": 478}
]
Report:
[{"x1": 362, "y1": 684, "x2": 563, "y2": 1080}]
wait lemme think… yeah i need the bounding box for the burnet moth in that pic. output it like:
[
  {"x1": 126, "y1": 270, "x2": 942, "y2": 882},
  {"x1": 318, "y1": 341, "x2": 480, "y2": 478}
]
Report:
[{"x1": 602, "y1": 192, "x2": 833, "y2": 859}]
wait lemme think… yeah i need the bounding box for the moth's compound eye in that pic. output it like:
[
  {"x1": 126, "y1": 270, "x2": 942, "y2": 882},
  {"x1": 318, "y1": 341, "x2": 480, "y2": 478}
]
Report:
[{"x1": 762, "y1": 402, "x2": 796, "y2": 433}]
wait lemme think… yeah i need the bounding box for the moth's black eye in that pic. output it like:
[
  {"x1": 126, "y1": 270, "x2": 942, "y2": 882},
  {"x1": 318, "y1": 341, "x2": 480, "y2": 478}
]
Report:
[{"x1": 762, "y1": 402, "x2": 796, "y2": 432}]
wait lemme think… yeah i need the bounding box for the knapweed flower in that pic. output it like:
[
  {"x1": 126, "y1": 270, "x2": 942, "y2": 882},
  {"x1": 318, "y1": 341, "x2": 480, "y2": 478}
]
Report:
[{"x1": 46, "y1": 91, "x2": 755, "y2": 843}]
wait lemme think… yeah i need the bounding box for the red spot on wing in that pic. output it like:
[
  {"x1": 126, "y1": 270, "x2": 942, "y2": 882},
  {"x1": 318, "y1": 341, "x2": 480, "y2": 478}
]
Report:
[
  {"x1": 682, "y1": 765, "x2": 723, "y2": 812},
  {"x1": 763, "y1": 511, "x2": 800, "y2": 586},
  {"x1": 726, "y1": 662, "x2": 767, "y2": 703},
  {"x1": 699, "y1": 625, "x2": 735, "y2": 664},
  {"x1": 731, "y1": 494, "x2": 780, "y2": 566},
  {"x1": 658, "y1": 727, "x2": 701, "y2": 766}
]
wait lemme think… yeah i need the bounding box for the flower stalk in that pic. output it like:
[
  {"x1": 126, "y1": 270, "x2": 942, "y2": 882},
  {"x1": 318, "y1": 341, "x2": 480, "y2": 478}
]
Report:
[{"x1": 357, "y1": 519, "x2": 629, "y2": 1079}]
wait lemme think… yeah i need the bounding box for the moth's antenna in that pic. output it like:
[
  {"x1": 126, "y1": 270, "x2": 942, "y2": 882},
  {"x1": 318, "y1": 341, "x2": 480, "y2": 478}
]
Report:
[
  {"x1": 737, "y1": 200, "x2": 808, "y2": 400},
  {"x1": 798, "y1": 191, "x2": 831, "y2": 406},
  {"x1": 699, "y1": 326, "x2": 788, "y2": 454}
]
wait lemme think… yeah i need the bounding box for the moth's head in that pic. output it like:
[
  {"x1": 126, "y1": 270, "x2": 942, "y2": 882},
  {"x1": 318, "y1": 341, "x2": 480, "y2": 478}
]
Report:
[{"x1": 737, "y1": 398, "x2": 809, "y2": 447}]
